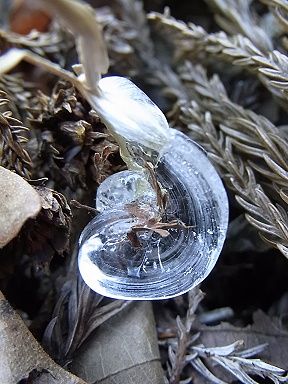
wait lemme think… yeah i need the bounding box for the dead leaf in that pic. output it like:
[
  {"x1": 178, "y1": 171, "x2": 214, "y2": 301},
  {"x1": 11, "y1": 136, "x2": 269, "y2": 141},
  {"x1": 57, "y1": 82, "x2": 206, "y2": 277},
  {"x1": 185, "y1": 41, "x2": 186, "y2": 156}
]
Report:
[
  {"x1": 0, "y1": 166, "x2": 41, "y2": 248},
  {"x1": 70, "y1": 301, "x2": 164, "y2": 384},
  {"x1": 0, "y1": 291, "x2": 87, "y2": 384},
  {"x1": 196, "y1": 310, "x2": 288, "y2": 369}
]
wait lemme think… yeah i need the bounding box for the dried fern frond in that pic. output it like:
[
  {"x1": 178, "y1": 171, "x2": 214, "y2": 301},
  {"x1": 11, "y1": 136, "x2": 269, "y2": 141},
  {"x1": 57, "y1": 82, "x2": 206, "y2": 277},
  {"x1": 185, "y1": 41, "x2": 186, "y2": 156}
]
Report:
[
  {"x1": 205, "y1": 0, "x2": 273, "y2": 51},
  {"x1": 180, "y1": 103, "x2": 288, "y2": 257},
  {"x1": 0, "y1": 90, "x2": 32, "y2": 178},
  {"x1": 149, "y1": 12, "x2": 288, "y2": 102},
  {"x1": 178, "y1": 63, "x2": 288, "y2": 189}
]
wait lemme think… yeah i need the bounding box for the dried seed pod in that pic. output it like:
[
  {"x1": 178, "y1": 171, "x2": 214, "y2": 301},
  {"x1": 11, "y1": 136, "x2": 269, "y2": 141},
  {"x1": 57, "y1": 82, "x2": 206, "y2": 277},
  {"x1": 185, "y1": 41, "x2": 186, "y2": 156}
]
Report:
[{"x1": 78, "y1": 78, "x2": 228, "y2": 300}]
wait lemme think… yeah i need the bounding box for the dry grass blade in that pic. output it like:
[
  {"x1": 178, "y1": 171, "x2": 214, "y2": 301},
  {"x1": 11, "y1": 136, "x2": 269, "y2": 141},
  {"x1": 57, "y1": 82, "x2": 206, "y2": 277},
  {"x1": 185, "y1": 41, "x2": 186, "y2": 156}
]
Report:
[
  {"x1": 149, "y1": 12, "x2": 288, "y2": 102},
  {"x1": 205, "y1": 0, "x2": 273, "y2": 51},
  {"x1": 0, "y1": 90, "x2": 32, "y2": 178}
]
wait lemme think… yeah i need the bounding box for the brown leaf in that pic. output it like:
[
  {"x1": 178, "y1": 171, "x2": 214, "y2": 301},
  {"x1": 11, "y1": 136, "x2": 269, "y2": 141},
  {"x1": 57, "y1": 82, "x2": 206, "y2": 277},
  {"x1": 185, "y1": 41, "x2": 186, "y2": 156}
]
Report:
[
  {"x1": 196, "y1": 310, "x2": 288, "y2": 369},
  {"x1": 0, "y1": 166, "x2": 41, "y2": 248},
  {"x1": 70, "y1": 301, "x2": 164, "y2": 384},
  {"x1": 0, "y1": 291, "x2": 87, "y2": 384}
]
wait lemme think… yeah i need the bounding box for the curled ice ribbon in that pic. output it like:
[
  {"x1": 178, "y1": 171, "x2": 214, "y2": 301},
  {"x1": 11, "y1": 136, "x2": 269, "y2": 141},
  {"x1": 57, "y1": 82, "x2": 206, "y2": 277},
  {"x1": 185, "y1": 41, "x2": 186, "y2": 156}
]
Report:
[{"x1": 78, "y1": 76, "x2": 229, "y2": 300}]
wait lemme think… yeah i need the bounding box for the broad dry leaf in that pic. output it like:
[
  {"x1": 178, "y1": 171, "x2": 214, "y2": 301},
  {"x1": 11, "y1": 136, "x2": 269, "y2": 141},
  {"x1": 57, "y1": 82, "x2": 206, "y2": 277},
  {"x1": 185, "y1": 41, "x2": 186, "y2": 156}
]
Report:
[
  {"x1": 0, "y1": 166, "x2": 41, "y2": 248},
  {"x1": 0, "y1": 291, "x2": 87, "y2": 384},
  {"x1": 197, "y1": 310, "x2": 288, "y2": 369},
  {"x1": 70, "y1": 301, "x2": 164, "y2": 384}
]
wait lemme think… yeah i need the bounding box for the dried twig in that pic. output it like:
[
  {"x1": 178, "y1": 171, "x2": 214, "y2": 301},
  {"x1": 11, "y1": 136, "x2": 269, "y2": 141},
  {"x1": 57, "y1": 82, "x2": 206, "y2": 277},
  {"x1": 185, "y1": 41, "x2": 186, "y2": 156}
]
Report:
[{"x1": 167, "y1": 288, "x2": 204, "y2": 384}]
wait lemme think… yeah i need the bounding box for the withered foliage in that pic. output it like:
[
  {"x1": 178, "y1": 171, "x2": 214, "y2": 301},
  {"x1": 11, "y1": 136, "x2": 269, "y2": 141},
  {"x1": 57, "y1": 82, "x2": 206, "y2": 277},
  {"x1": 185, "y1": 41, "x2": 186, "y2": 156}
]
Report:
[
  {"x1": 158, "y1": 288, "x2": 288, "y2": 384},
  {"x1": 0, "y1": 25, "x2": 74, "y2": 66},
  {"x1": 0, "y1": 89, "x2": 32, "y2": 178},
  {"x1": 1, "y1": 1, "x2": 288, "y2": 384},
  {"x1": 177, "y1": 63, "x2": 288, "y2": 256}
]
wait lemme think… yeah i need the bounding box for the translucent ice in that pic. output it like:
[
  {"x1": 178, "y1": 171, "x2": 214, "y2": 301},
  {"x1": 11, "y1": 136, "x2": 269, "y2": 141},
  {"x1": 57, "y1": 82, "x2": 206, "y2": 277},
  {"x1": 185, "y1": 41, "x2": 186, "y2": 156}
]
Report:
[
  {"x1": 78, "y1": 131, "x2": 228, "y2": 300},
  {"x1": 96, "y1": 170, "x2": 158, "y2": 213}
]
